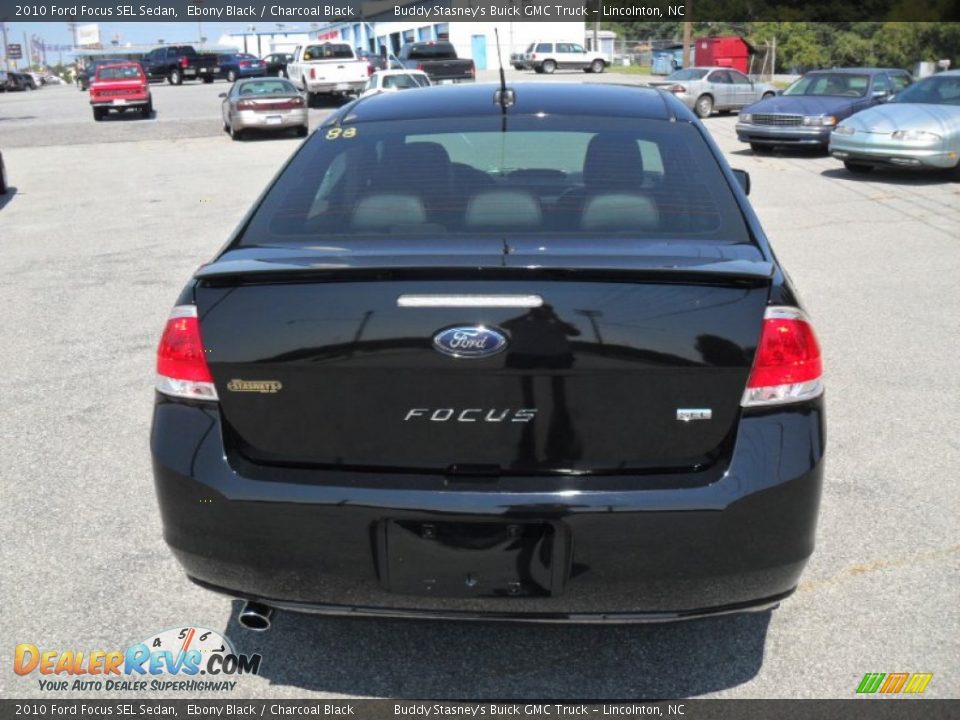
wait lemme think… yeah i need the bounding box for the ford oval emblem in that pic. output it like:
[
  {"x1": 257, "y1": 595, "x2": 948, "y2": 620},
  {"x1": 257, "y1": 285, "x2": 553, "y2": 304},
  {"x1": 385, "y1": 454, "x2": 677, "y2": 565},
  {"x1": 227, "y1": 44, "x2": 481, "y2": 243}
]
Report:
[{"x1": 433, "y1": 326, "x2": 508, "y2": 359}]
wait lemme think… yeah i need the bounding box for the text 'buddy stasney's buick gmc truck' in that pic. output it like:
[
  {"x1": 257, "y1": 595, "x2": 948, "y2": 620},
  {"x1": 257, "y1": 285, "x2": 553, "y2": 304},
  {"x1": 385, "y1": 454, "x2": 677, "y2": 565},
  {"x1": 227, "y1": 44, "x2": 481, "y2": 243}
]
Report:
[{"x1": 151, "y1": 83, "x2": 825, "y2": 630}]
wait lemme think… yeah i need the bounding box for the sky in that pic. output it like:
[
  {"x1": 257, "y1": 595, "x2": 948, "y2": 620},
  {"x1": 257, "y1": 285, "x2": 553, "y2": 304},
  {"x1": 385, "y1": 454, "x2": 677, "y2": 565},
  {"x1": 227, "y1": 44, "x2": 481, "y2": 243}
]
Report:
[{"x1": 2, "y1": 21, "x2": 315, "y2": 65}]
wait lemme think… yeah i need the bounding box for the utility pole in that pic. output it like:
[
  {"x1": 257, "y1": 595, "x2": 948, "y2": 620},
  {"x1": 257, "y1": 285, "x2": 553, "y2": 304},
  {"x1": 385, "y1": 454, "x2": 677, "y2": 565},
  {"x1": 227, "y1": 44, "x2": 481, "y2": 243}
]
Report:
[
  {"x1": 682, "y1": 0, "x2": 693, "y2": 69},
  {"x1": 23, "y1": 30, "x2": 29, "y2": 69},
  {"x1": 593, "y1": 1, "x2": 600, "y2": 52},
  {"x1": 1, "y1": 23, "x2": 9, "y2": 71}
]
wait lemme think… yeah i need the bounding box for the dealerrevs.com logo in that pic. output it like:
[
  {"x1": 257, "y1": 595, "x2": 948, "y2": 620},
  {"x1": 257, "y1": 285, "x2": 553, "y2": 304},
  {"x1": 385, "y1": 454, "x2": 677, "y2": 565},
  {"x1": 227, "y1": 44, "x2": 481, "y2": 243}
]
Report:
[{"x1": 14, "y1": 626, "x2": 261, "y2": 692}]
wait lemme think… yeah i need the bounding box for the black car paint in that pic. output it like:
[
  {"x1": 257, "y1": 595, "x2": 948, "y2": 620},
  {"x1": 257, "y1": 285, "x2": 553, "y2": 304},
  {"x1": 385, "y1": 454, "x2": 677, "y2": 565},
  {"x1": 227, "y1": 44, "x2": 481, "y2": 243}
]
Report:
[{"x1": 151, "y1": 84, "x2": 824, "y2": 622}]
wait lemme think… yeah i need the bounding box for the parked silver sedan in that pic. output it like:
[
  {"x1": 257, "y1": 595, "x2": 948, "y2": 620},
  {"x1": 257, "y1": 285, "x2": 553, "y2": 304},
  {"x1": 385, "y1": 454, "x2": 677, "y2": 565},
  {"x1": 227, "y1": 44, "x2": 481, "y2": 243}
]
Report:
[
  {"x1": 648, "y1": 67, "x2": 778, "y2": 118},
  {"x1": 220, "y1": 78, "x2": 308, "y2": 141},
  {"x1": 830, "y1": 70, "x2": 960, "y2": 174}
]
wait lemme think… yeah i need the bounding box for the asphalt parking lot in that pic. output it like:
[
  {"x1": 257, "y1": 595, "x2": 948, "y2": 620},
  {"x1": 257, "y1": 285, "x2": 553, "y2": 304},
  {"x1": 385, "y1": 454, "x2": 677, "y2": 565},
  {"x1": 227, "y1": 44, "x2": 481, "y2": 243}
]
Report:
[{"x1": 1, "y1": 74, "x2": 958, "y2": 700}]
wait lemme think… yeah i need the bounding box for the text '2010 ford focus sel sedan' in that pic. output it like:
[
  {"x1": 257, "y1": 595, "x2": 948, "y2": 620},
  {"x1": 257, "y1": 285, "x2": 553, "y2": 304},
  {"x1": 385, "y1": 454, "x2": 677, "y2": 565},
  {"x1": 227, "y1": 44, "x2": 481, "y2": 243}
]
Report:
[{"x1": 151, "y1": 83, "x2": 825, "y2": 629}]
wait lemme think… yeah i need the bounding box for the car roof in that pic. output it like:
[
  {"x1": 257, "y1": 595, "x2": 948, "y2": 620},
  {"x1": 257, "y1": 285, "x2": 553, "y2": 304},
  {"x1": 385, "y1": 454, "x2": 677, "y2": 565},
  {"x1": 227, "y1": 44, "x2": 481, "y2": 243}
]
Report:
[{"x1": 341, "y1": 82, "x2": 682, "y2": 123}]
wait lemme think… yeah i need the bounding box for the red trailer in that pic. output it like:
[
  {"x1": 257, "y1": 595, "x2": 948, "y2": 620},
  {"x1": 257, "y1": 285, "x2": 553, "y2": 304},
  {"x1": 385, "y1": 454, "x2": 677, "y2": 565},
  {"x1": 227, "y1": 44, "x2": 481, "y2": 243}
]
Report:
[{"x1": 694, "y1": 36, "x2": 753, "y2": 74}]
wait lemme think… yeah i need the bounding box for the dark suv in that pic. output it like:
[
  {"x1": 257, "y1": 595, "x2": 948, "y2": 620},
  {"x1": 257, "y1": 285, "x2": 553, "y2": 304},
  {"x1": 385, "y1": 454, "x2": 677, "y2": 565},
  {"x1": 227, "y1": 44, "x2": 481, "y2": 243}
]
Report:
[{"x1": 736, "y1": 68, "x2": 912, "y2": 152}]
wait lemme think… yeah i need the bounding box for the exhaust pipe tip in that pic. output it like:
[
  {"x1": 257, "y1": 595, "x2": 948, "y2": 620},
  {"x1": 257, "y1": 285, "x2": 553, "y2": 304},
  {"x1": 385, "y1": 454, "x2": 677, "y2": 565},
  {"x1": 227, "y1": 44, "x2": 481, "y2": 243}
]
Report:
[{"x1": 238, "y1": 601, "x2": 274, "y2": 632}]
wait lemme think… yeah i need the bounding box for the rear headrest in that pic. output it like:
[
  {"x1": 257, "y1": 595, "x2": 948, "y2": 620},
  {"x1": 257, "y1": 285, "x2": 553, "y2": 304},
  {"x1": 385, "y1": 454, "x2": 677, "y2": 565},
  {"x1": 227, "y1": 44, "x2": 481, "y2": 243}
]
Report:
[
  {"x1": 382, "y1": 142, "x2": 451, "y2": 178},
  {"x1": 465, "y1": 190, "x2": 542, "y2": 230},
  {"x1": 583, "y1": 135, "x2": 645, "y2": 189},
  {"x1": 581, "y1": 193, "x2": 659, "y2": 231},
  {"x1": 351, "y1": 194, "x2": 426, "y2": 230}
]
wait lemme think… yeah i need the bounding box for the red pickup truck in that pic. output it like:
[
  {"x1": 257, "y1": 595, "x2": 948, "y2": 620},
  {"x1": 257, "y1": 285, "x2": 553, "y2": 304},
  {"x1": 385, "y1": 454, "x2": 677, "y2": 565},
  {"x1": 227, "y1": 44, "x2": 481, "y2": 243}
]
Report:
[{"x1": 89, "y1": 63, "x2": 152, "y2": 121}]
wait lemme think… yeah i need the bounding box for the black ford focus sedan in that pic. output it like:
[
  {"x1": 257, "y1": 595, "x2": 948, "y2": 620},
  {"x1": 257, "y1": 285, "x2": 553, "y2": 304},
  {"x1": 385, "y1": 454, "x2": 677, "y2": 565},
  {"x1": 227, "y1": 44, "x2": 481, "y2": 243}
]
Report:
[{"x1": 151, "y1": 83, "x2": 825, "y2": 629}]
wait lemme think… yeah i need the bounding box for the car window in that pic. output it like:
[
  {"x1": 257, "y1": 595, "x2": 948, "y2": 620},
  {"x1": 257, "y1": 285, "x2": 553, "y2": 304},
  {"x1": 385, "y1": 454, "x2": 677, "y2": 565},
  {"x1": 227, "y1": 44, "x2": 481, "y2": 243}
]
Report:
[
  {"x1": 888, "y1": 72, "x2": 911, "y2": 94},
  {"x1": 895, "y1": 74, "x2": 960, "y2": 105},
  {"x1": 383, "y1": 74, "x2": 425, "y2": 90},
  {"x1": 571, "y1": 44, "x2": 585, "y2": 53},
  {"x1": 525, "y1": 44, "x2": 535, "y2": 53},
  {"x1": 405, "y1": 43, "x2": 457, "y2": 59},
  {"x1": 710, "y1": 71, "x2": 732, "y2": 84},
  {"x1": 304, "y1": 44, "x2": 353, "y2": 60},
  {"x1": 872, "y1": 74, "x2": 889, "y2": 95},
  {"x1": 783, "y1": 73, "x2": 870, "y2": 97},
  {"x1": 237, "y1": 80, "x2": 297, "y2": 95},
  {"x1": 536, "y1": 43, "x2": 552, "y2": 53},
  {"x1": 667, "y1": 69, "x2": 709, "y2": 81},
  {"x1": 97, "y1": 66, "x2": 143, "y2": 80},
  {"x1": 729, "y1": 70, "x2": 751, "y2": 84},
  {"x1": 240, "y1": 116, "x2": 751, "y2": 246}
]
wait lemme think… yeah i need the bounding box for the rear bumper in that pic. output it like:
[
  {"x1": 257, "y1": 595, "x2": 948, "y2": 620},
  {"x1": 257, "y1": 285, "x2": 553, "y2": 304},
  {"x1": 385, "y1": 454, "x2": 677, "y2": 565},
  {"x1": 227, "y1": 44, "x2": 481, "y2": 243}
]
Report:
[
  {"x1": 234, "y1": 107, "x2": 308, "y2": 130},
  {"x1": 151, "y1": 397, "x2": 825, "y2": 621},
  {"x1": 737, "y1": 123, "x2": 832, "y2": 146},
  {"x1": 90, "y1": 95, "x2": 150, "y2": 107},
  {"x1": 305, "y1": 80, "x2": 365, "y2": 93}
]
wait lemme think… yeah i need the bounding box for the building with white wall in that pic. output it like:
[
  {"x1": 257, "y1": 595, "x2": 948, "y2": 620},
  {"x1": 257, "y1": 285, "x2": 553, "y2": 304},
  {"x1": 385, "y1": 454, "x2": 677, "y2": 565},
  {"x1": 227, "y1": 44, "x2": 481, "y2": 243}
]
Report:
[{"x1": 219, "y1": 22, "x2": 588, "y2": 70}]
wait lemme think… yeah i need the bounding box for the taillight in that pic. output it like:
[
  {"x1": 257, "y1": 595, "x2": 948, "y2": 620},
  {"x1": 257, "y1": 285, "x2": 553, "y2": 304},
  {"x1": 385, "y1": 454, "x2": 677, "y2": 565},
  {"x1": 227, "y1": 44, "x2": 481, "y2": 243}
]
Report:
[
  {"x1": 668, "y1": 84, "x2": 687, "y2": 93},
  {"x1": 310, "y1": 67, "x2": 316, "y2": 79},
  {"x1": 240, "y1": 61, "x2": 251, "y2": 68},
  {"x1": 236, "y1": 100, "x2": 255, "y2": 110},
  {"x1": 179, "y1": 56, "x2": 189, "y2": 69},
  {"x1": 156, "y1": 305, "x2": 217, "y2": 401},
  {"x1": 416, "y1": 63, "x2": 424, "y2": 71},
  {"x1": 467, "y1": 62, "x2": 475, "y2": 77},
  {"x1": 531, "y1": 53, "x2": 537, "y2": 60},
  {"x1": 742, "y1": 307, "x2": 823, "y2": 407},
  {"x1": 367, "y1": 63, "x2": 374, "y2": 76}
]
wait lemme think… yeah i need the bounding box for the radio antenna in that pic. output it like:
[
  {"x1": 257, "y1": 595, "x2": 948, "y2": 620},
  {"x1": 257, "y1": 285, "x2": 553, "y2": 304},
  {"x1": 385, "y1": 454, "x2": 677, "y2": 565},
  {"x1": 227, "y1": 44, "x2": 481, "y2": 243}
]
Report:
[{"x1": 493, "y1": 28, "x2": 515, "y2": 116}]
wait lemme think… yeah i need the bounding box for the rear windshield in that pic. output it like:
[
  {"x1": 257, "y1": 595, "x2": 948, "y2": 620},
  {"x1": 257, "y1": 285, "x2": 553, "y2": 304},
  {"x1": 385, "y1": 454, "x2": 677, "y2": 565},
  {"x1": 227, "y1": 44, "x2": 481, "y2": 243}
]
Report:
[
  {"x1": 406, "y1": 43, "x2": 457, "y2": 59},
  {"x1": 238, "y1": 116, "x2": 750, "y2": 247},
  {"x1": 895, "y1": 74, "x2": 960, "y2": 105},
  {"x1": 382, "y1": 73, "x2": 430, "y2": 89},
  {"x1": 96, "y1": 65, "x2": 143, "y2": 80},
  {"x1": 237, "y1": 79, "x2": 297, "y2": 95},
  {"x1": 667, "y1": 69, "x2": 708, "y2": 81},
  {"x1": 784, "y1": 72, "x2": 870, "y2": 97},
  {"x1": 304, "y1": 44, "x2": 353, "y2": 60}
]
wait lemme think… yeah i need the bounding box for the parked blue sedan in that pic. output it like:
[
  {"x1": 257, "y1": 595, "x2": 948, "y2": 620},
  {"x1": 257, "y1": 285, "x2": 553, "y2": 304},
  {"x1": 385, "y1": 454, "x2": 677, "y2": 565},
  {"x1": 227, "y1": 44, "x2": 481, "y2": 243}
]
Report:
[
  {"x1": 216, "y1": 53, "x2": 267, "y2": 83},
  {"x1": 830, "y1": 70, "x2": 960, "y2": 175},
  {"x1": 737, "y1": 68, "x2": 912, "y2": 152}
]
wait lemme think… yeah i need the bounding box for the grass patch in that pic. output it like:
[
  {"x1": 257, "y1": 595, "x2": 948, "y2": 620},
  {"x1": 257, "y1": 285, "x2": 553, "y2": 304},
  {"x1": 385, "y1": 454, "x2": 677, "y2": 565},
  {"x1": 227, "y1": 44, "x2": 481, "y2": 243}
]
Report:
[{"x1": 605, "y1": 65, "x2": 653, "y2": 75}]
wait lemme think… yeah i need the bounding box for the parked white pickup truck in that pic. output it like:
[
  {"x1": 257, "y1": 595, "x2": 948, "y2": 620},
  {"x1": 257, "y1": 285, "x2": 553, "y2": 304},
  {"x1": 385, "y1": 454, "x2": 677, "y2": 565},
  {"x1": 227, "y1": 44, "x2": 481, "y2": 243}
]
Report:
[{"x1": 288, "y1": 42, "x2": 369, "y2": 104}]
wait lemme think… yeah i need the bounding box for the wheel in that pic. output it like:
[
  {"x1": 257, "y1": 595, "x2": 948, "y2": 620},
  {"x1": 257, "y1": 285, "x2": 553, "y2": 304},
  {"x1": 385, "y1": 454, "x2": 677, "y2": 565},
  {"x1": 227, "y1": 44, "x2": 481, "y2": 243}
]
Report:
[
  {"x1": 541, "y1": 60, "x2": 557, "y2": 75},
  {"x1": 513, "y1": 64, "x2": 524, "y2": 71},
  {"x1": 230, "y1": 123, "x2": 244, "y2": 141},
  {"x1": 762, "y1": 91, "x2": 775, "y2": 100},
  {"x1": 142, "y1": 98, "x2": 153, "y2": 118},
  {"x1": 227, "y1": 70, "x2": 237, "y2": 83},
  {"x1": 296, "y1": 125, "x2": 308, "y2": 138},
  {"x1": 169, "y1": 69, "x2": 182, "y2": 86},
  {"x1": 694, "y1": 94, "x2": 713, "y2": 118},
  {"x1": 590, "y1": 59, "x2": 605, "y2": 74},
  {"x1": 750, "y1": 143, "x2": 773, "y2": 154},
  {"x1": 533, "y1": 66, "x2": 544, "y2": 74},
  {"x1": 844, "y1": 161, "x2": 873, "y2": 174},
  {"x1": 92, "y1": 107, "x2": 105, "y2": 122}
]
